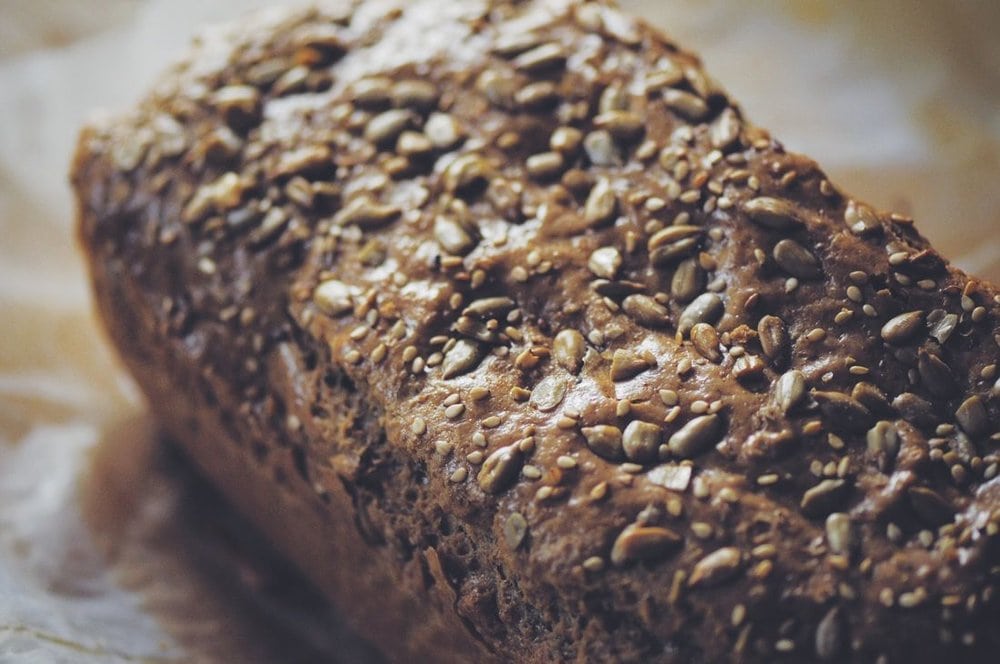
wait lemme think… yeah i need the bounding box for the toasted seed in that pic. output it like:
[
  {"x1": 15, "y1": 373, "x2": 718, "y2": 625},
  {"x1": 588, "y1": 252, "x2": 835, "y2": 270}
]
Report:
[
  {"x1": 425, "y1": 112, "x2": 464, "y2": 149},
  {"x1": 773, "y1": 370, "x2": 806, "y2": 414},
  {"x1": 881, "y1": 311, "x2": 924, "y2": 344},
  {"x1": 611, "y1": 348, "x2": 656, "y2": 381},
  {"x1": 530, "y1": 375, "x2": 567, "y2": 412},
  {"x1": 812, "y1": 391, "x2": 873, "y2": 433},
  {"x1": 588, "y1": 246, "x2": 622, "y2": 279},
  {"x1": 917, "y1": 350, "x2": 956, "y2": 398},
  {"x1": 211, "y1": 85, "x2": 261, "y2": 127},
  {"x1": 623, "y1": 295, "x2": 670, "y2": 328},
  {"x1": 893, "y1": 392, "x2": 937, "y2": 429},
  {"x1": 583, "y1": 177, "x2": 618, "y2": 226},
  {"x1": 526, "y1": 151, "x2": 565, "y2": 180},
  {"x1": 663, "y1": 88, "x2": 709, "y2": 121},
  {"x1": 955, "y1": 396, "x2": 988, "y2": 437},
  {"x1": 815, "y1": 607, "x2": 844, "y2": 660},
  {"x1": 553, "y1": 329, "x2": 587, "y2": 373},
  {"x1": 907, "y1": 486, "x2": 954, "y2": 526},
  {"x1": 391, "y1": 79, "x2": 438, "y2": 109},
  {"x1": 732, "y1": 354, "x2": 767, "y2": 383},
  {"x1": 351, "y1": 77, "x2": 393, "y2": 107},
  {"x1": 852, "y1": 382, "x2": 893, "y2": 416},
  {"x1": 671, "y1": 258, "x2": 705, "y2": 303},
  {"x1": 314, "y1": 279, "x2": 354, "y2": 316},
  {"x1": 464, "y1": 297, "x2": 516, "y2": 318},
  {"x1": 710, "y1": 107, "x2": 741, "y2": 149},
  {"x1": 435, "y1": 216, "x2": 477, "y2": 255},
  {"x1": 690, "y1": 323, "x2": 721, "y2": 362},
  {"x1": 513, "y1": 42, "x2": 567, "y2": 72},
  {"x1": 610, "y1": 524, "x2": 682, "y2": 566},
  {"x1": 844, "y1": 199, "x2": 881, "y2": 235},
  {"x1": 742, "y1": 197, "x2": 805, "y2": 231},
  {"x1": 492, "y1": 31, "x2": 545, "y2": 57},
  {"x1": 757, "y1": 315, "x2": 788, "y2": 366},
  {"x1": 515, "y1": 81, "x2": 559, "y2": 109},
  {"x1": 622, "y1": 421, "x2": 662, "y2": 463},
  {"x1": 800, "y1": 479, "x2": 850, "y2": 517},
  {"x1": 504, "y1": 512, "x2": 528, "y2": 550},
  {"x1": 668, "y1": 414, "x2": 722, "y2": 458},
  {"x1": 582, "y1": 425, "x2": 624, "y2": 460},
  {"x1": 678, "y1": 293, "x2": 724, "y2": 337},
  {"x1": 550, "y1": 126, "x2": 583, "y2": 154},
  {"x1": 648, "y1": 463, "x2": 693, "y2": 492},
  {"x1": 441, "y1": 339, "x2": 484, "y2": 378},
  {"x1": 478, "y1": 444, "x2": 524, "y2": 494},
  {"x1": 364, "y1": 109, "x2": 415, "y2": 146},
  {"x1": 396, "y1": 131, "x2": 433, "y2": 157},
  {"x1": 453, "y1": 316, "x2": 501, "y2": 344},
  {"x1": 773, "y1": 239, "x2": 822, "y2": 279},
  {"x1": 825, "y1": 513, "x2": 853, "y2": 556},
  {"x1": 443, "y1": 153, "x2": 490, "y2": 194},
  {"x1": 650, "y1": 237, "x2": 701, "y2": 266},
  {"x1": 583, "y1": 130, "x2": 621, "y2": 167},
  {"x1": 334, "y1": 197, "x2": 401, "y2": 229},
  {"x1": 866, "y1": 421, "x2": 900, "y2": 457},
  {"x1": 927, "y1": 311, "x2": 959, "y2": 345},
  {"x1": 688, "y1": 547, "x2": 742, "y2": 587},
  {"x1": 649, "y1": 224, "x2": 704, "y2": 250},
  {"x1": 594, "y1": 110, "x2": 645, "y2": 140}
]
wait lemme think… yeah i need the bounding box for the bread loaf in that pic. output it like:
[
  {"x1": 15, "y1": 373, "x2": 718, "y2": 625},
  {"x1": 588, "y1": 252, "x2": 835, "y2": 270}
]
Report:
[{"x1": 73, "y1": 1, "x2": 1000, "y2": 661}]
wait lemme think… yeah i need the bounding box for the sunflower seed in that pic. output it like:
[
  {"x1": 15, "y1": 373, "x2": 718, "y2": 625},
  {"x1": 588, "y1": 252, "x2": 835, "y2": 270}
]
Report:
[
  {"x1": 812, "y1": 391, "x2": 872, "y2": 432},
  {"x1": 513, "y1": 42, "x2": 568, "y2": 72},
  {"x1": 443, "y1": 153, "x2": 490, "y2": 194},
  {"x1": 464, "y1": 297, "x2": 516, "y2": 318},
  {"x1": 592, "y1": 279, "x2": 645, "y2": 297},
  {"x1": 452, "y1": 316, "x2": 501, "y2": 344},
  {"x1": 391, "y1": 79, "x2": 438, "y2": 109},
  {"x1": 866, "y1": 421, "x2": 899, "y2": 457},
  {"x1": 773, "y1": 239, "x2": 822, "y2": 279},
  {"x1": 844, "y1": 200, "x2": 881, "y2": 235},
  {"x1": 801, "y1": 479, "x2": 850, "y2": 517},
  {"x1": 492, "y1": 31, "x2": 545, "y2": 57},
  {"x1": 364, "y1": 109, "x2": 415, "y2": 146},
  {"x1": 710, "y1": 107, "x2": 741, "y2": 150},
  {"x1": 611, "y1": 348, "x2": 656, "y2": 381},
  {"x1": 917, "y1": 350, "x2": 956, "y2": 398},
  {"x1": 584, "y1": 177, "x2": 618, "y2": 226},
  {"x1": 515, "y1": 81, "x2": 559, "y2": 110},
  {"x1": 668, "y1": 414, "x2": 722, "y2": 458},
  {"x1": 588, "y1": 246, "x2": 622, "y2": 279},
  {"x1": 351, "y1": 77, "x2": 393, "y2": 107},
  {"x1": 648, "y1": 225, "x2": 704, "y2": 266},
  {"x1": 396, "y1": 131, "x2": 433, "y2": 157},
  {"x1": 757, "y1": 315, "x2": 788, "y2": 366},
  {"x1": 530, "y1": 375, "x2": 567, "y2": 412},
  {"x1": 623, "y1": 295, "x2": 670, "y2": 328},
  {"x1": 526, "y1": 151, "x2": 565, "y2": 180},
  {"x1": 504, "y1": 512, "x2": 528, "y2": 550},
  {"x1": 425, "y1": 112, "x2": 464, "y2": 149},
  {"x1": 663, "y1": 88, "x2": 709, "y2": 121},
  {"x1": 644, "y1": 63, "x2": 685, "y2": 91},
  {"x1": 334, "y1": 197, "x2": 401, "y2": 229},
  {"x1": 825, "y1": 514, "x2": 853, "y2": 556},
  {"x1": 550, "y1": 126, "x2": 583, "y2": 154},
  {"x1": 688, "y1": 547, "x2": 742, "y2": 587},
  {"x1": 314, "y1": 279, "x2": 354, "y2": 316},
  {"x1": 622, "y1": 421, "x2": 662, "y2": 462},
  {"x1": 434, "y1": 216, "x2": 477, "y2": 255},
  {"x1": 881, "y1": 311, "x2": 924, "y2": 344},
  {"x1": 599, "y1": 84, "x2": 628, "y2": 113},
  {"x1": 671, "y1": 258, "x2": 705, "y2": 303},
  {"x1": 553, "y1": 329, "x2": 586, "y2": 373},
  {"x1": 595, "y1": 110, "x2": 645, "y2": 141},
  {"x1": 690, "y1": 323, "x2": 721, "y2": 362},
  {"x1": 773, "y1": 370, "x2": 806, "y2": 414},
  {"x1": 582, "y1": 425, "x2": 624, "y2": 460},
  {"x1": 892, "y1": 392, "x2": 937, "y2": 429},
  {"x1": 852, "y1": 382, "x2": 893, "y2": 416},
  {"x1": 610, "y1": 524, "x2": 682, "y2": 566},
  {"x1": 742, "y1": 197, "x2": 805, "y2": 231},
  {"x1": 815, "y1": 607, "x2": 844, "y2": 660},
  {"x1": 926, "y1": 310, "x2": 959, "y2": 345},
  {"x1": 211, "y1": 85, "x2": 261, "y2": 128},
  {"x1": 441, "y1": 339, "x2": 484, "y2": 378},
  {"x1": 955, "y1": 396, "x2": 988, "y2": 437},
  {"x1": 478, "y1": 444, "x2": 524, "y2": 494},
  {"x1": 678, "y1": 293, "x2": 724, "y2": 337},
  {"x1": 907, "y1": 486, "x2": 954, "y2": 526},
  {"x1": 583, "y1": 130, "x2": 621, "y2": 166}
]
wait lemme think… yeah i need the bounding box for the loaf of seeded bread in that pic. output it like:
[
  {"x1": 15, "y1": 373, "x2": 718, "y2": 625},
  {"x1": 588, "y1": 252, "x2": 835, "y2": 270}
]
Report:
[{"x1": 73, "y1": 0, "x2": 1000, "y2": 661}]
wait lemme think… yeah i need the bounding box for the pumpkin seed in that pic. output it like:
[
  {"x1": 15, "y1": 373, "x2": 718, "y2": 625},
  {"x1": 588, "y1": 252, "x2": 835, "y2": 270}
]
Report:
[
  {"x1": 773, "y1": 239, "x2": 822, "y2": 279},
  {"x1": 610, "y1": 524, "x2": 682, "y2": 566},
  {"x1": 478, "y1": 444, "x2": 524, "y2": 494},
  {"x1": 581, "y1": 425, "x2": 624, "y2": 460},
  {"x1": 688, "y1": 547, "x2": 742, "y2": 587},
  {"x1": 622, "y1": 421, "x2": 662, "y2": 462},
  {"x1": 678, "y1": 293, "x2": 724, "y2": 337},
  {"x1": 668, "y1": 414, "x2": 722, "y2": 458},
  {"x1": 623, "y1": 295, "x2": 670, "y2": 328},
  {"x1": 742, "y1": 197, "x2": 805, "y2": 231}
]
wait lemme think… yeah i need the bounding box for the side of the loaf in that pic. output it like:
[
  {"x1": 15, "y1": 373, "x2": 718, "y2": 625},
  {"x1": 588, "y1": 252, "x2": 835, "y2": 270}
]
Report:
[{"x1": 75, "y1": 1, "x2": 999, "y2": 662}]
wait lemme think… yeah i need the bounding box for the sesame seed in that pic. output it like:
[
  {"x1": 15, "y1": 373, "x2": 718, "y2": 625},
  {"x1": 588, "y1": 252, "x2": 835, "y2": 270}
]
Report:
[
  {"x1": 557, "y1": 455, "x2": 578, "y2": 469},
  {"x1": 449, "y1": 467, "x2": 468, "y2": 483},
  {"x1": 445, "y1": 403, "x2": 466, "y2": 419}
]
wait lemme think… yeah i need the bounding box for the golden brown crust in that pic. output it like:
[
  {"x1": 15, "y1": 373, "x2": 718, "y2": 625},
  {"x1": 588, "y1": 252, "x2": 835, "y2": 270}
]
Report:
[{"x1": 74, "y1": 1, "x2": 1000, "y2": 661}]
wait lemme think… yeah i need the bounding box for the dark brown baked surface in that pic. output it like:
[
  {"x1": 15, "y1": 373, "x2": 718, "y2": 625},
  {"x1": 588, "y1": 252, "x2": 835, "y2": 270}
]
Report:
[{"x1": 73, "y1": 1, "x2": 1000, "y2": 661}]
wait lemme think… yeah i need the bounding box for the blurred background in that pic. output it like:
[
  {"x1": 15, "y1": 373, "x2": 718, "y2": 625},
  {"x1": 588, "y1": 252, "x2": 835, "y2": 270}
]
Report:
[{"x1": 0, "y1": 0, "x2": 997, "y2": 661}]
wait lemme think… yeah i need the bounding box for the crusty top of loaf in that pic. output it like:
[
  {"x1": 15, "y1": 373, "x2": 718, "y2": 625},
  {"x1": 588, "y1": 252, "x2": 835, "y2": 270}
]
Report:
[{"x1": 74, "y1": 0, "x2": 1000, "y2": 660}]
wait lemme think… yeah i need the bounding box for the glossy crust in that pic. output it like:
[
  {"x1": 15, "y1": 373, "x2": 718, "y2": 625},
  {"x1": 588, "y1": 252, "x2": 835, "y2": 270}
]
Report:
[{"x1": 73, "y1": 1, "x2": 1000, "y2": 661}]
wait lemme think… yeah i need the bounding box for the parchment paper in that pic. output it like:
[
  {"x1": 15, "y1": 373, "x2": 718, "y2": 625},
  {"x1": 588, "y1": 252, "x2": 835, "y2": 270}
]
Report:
[{"x1": 0, "y1": 0, "x2": 997, "y2": 661}]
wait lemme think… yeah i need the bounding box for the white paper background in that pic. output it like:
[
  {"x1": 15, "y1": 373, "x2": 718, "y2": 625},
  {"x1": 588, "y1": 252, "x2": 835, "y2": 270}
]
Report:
[{"x1": 0, "y1": 0, "x2": 997, "y2": 661}]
